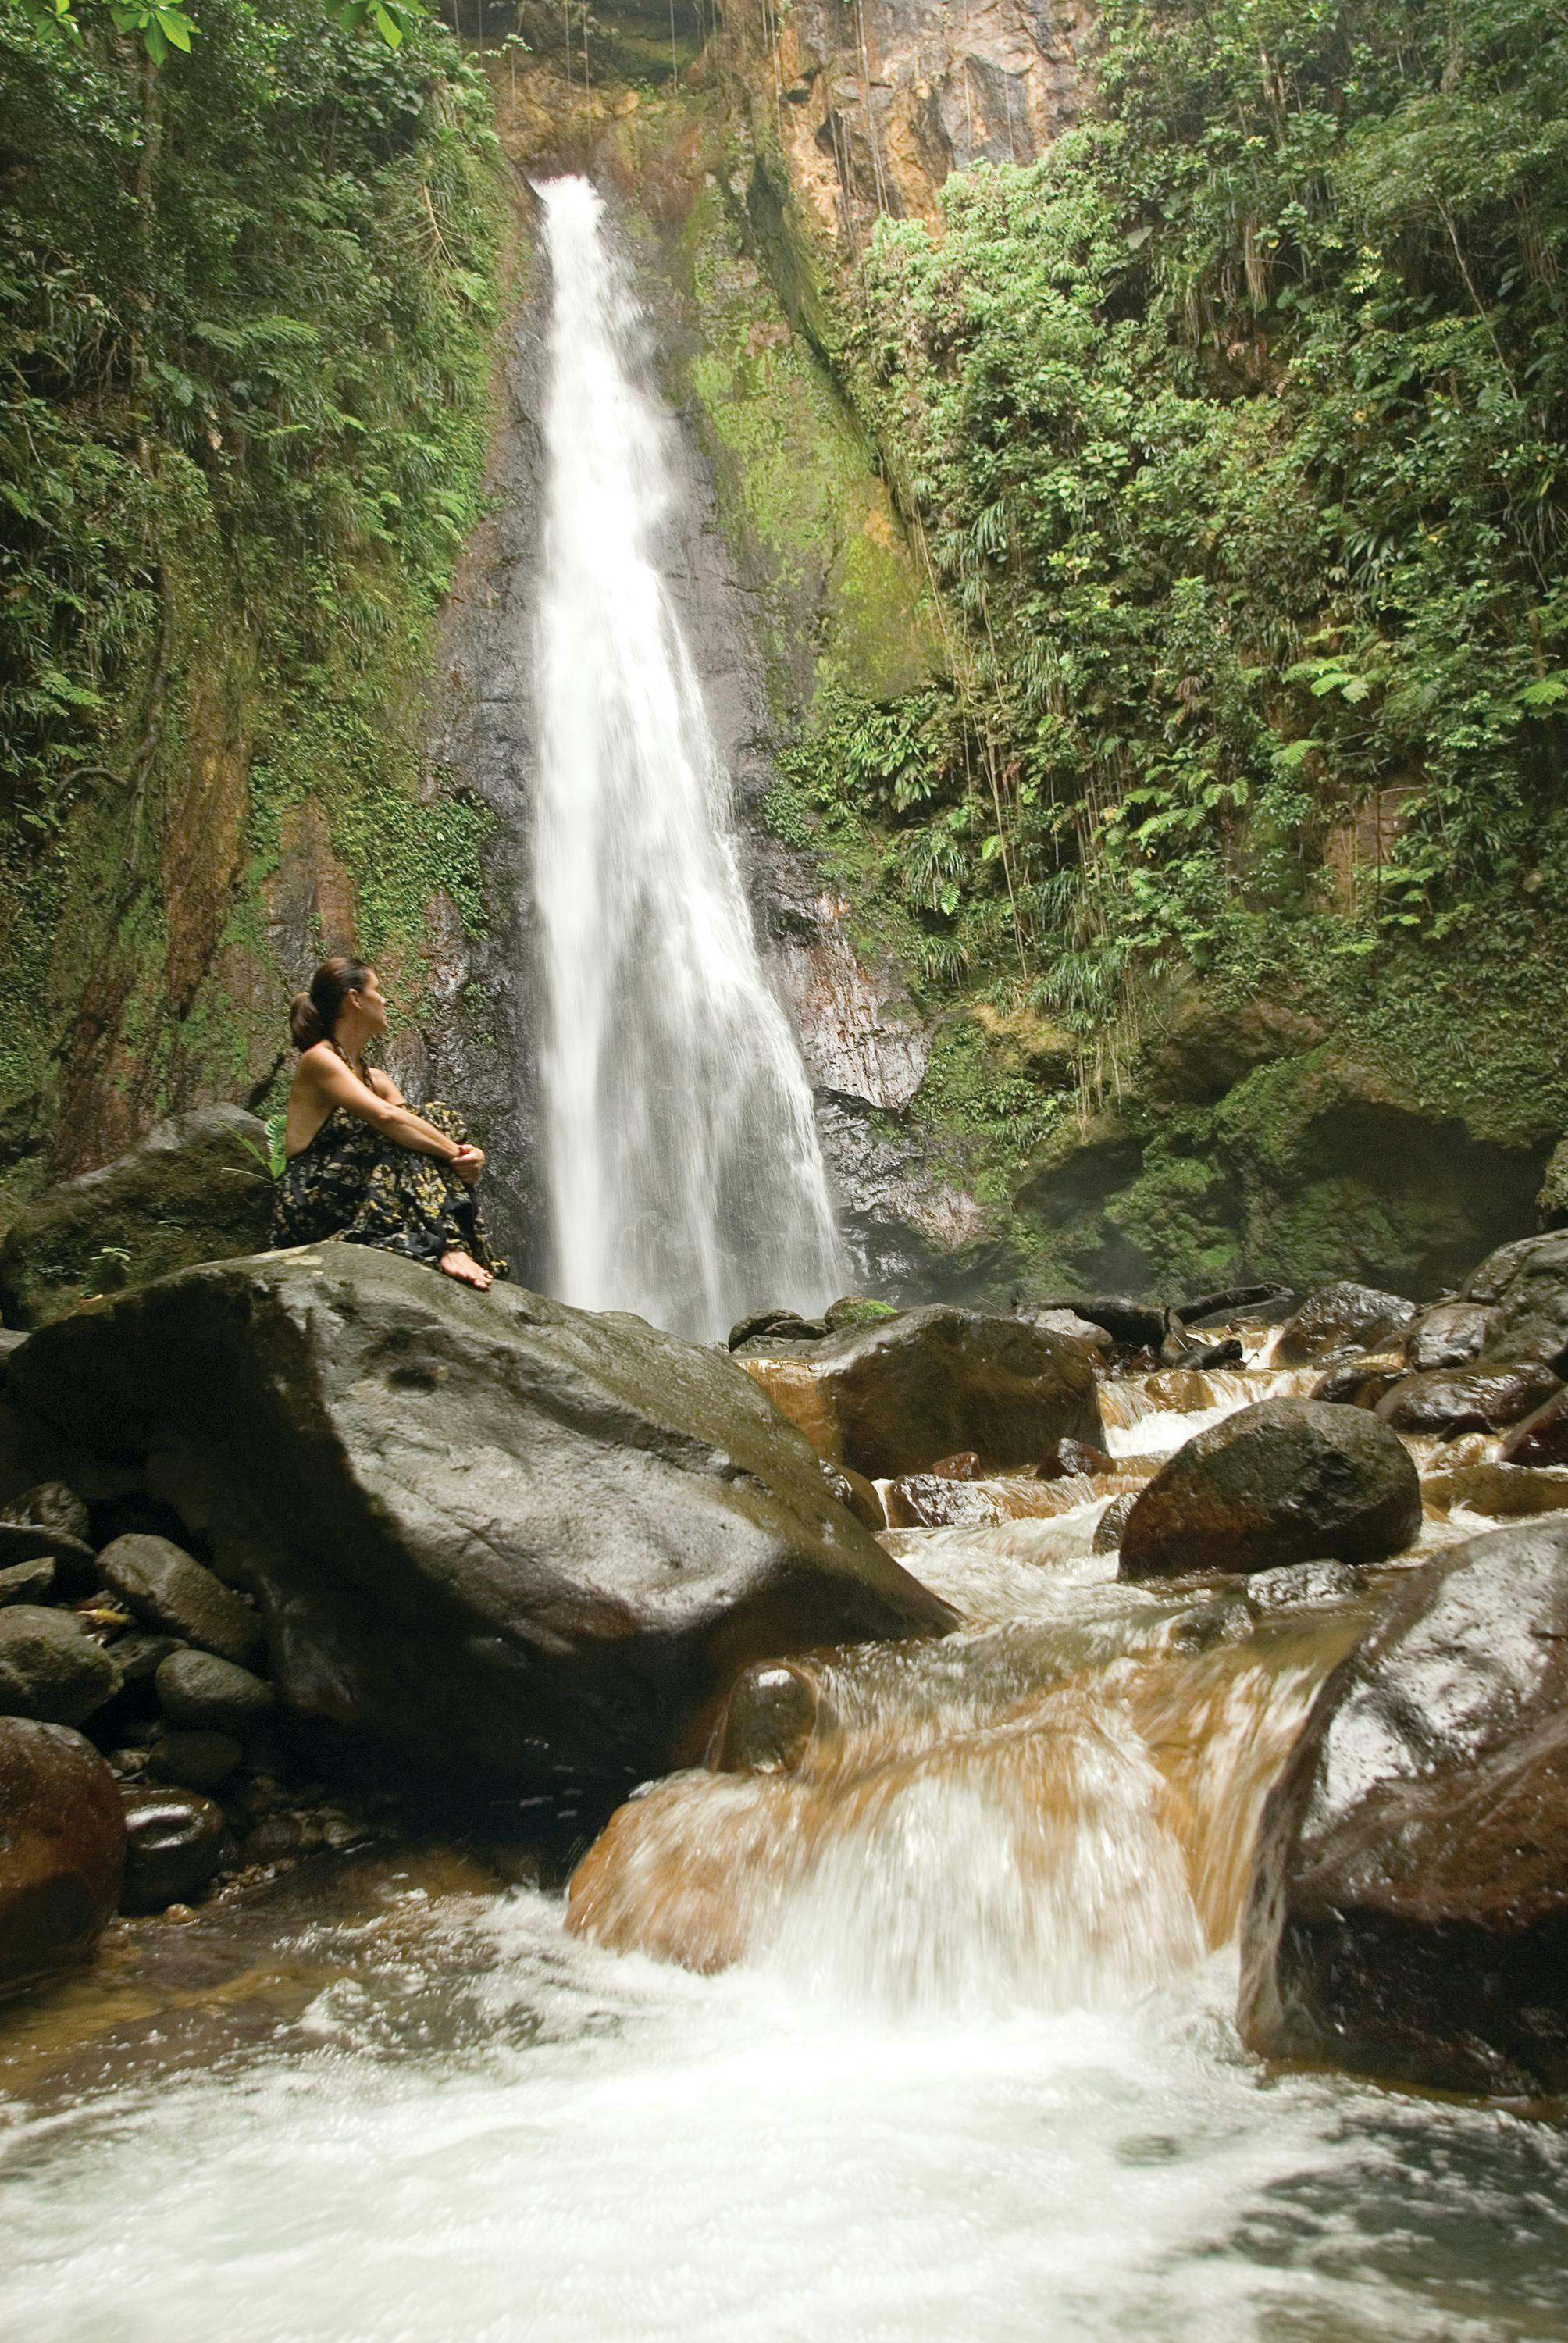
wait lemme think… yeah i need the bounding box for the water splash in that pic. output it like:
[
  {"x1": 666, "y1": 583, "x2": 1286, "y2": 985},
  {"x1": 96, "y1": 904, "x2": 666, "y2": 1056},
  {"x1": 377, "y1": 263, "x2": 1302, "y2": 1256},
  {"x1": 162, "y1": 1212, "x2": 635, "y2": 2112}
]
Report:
[{"x1": 531, "y1": 177, "x2": 843, "y2": 1339}]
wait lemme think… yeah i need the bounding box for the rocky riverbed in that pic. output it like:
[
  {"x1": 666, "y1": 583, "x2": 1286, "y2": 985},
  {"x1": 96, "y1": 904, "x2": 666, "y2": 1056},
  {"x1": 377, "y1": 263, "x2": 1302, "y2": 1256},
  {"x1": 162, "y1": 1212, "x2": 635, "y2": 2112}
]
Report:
[{"x1": 2, "y1": 1112, "x2": 1568, "y2": 2117}]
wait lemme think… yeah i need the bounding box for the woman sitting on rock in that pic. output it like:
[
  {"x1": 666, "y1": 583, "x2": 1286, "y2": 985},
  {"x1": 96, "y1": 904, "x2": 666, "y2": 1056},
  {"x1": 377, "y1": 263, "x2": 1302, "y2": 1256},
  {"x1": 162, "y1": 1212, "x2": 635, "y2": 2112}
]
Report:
[{"x1": 271, "y1": 958, "x2": 504, "y2": 1292}]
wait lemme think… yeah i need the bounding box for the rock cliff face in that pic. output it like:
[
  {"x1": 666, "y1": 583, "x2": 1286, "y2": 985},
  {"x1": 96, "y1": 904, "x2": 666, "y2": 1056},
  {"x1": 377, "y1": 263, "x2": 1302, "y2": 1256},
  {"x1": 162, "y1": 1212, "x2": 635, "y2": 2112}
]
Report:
[{"x1": 734, "y1": 0, "x2": 1093, "y2": 242}]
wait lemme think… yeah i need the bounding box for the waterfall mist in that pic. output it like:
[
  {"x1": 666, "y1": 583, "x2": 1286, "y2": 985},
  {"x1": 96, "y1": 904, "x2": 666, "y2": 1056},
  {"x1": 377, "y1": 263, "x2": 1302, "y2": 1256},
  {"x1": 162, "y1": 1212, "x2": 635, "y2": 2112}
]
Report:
[{"x1": 531, "y1": 176, "x2": 843, "y2": 1340}]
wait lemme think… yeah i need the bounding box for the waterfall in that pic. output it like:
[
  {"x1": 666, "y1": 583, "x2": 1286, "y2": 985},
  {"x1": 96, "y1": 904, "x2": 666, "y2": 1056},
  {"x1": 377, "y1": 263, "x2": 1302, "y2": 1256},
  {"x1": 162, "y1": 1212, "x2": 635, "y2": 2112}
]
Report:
[{"x1": 531, "y1": 177, "x2": 844, "y2": 1341}]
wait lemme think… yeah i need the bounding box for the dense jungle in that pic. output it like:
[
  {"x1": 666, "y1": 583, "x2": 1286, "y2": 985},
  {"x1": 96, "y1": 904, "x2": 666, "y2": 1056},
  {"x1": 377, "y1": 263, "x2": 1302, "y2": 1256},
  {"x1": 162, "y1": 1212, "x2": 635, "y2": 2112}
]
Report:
[{"x1": 3, "y1": 5, "x2": 1568, "y2": 2338}]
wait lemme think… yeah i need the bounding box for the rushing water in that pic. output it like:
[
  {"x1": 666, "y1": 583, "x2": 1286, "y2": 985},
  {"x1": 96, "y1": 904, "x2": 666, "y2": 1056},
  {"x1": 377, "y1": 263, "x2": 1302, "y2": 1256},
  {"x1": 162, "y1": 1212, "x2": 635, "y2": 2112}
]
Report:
[
  {"x1": 531, "y1": 177, "x2": 843, "y2": 1340},
  {"x1": 3, "y1": 1348, "x2": 1566, "y2": 2341}
]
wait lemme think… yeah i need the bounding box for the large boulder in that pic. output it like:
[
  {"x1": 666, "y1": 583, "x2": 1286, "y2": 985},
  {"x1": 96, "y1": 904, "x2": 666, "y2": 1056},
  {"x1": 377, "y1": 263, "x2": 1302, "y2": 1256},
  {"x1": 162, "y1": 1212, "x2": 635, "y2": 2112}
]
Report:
[
  {"x1": 0, "y1": 1717, "x2": 125, "y2": 1990},
  {"x1": 1239, "y1": 1516, "x2": 1568, "y2": 2096},
  {"x1": 1403, "y1": 1300, "x2": 1491, "y2": 1373},
  {"x1": 0, "y1": 1106, "x2": 272, "y2": 1330},
  {"x1": 1375, "y1": 1358, "x2": 1562, "y2": 1435},
  {"x1": 1274, "y1": 1282, "x2": 1417, "y2": 1368},
  {"x1": 1119, "y1": 1398, "x2": 1420, "y2": 1582},
  {"x1": 737, "y1": 1305, "x2": 1103, "y2": 1480},
  {"x1": 5, "y1": 1249, "x2": 953, "y2": 1788},
  {"x1": 1477, "y1": 1229, "x2": 1568, "y2": 1369}
]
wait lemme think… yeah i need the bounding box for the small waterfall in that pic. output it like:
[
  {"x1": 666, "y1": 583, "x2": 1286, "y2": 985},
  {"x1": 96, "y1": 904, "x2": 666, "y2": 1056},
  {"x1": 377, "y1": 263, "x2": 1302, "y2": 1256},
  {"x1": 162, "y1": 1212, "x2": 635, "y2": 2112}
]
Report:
[{"x1": 531, "y1": 177, "x2": 843, "y2": 1340}]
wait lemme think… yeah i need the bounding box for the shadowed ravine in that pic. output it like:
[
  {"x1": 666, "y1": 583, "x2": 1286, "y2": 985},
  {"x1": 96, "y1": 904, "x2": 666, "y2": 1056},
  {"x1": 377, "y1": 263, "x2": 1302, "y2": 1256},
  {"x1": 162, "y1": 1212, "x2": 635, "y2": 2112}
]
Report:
[{"x1": 2, "y1": 1343, "x2": 1566, "y2": 2341}]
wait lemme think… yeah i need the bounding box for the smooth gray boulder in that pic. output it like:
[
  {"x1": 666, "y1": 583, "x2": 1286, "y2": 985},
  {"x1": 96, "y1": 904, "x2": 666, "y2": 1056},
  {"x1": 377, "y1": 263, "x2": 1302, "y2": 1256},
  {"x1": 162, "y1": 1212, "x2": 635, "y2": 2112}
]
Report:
[{"x1": 6, "y1": 1249, "x2": 955, "y2": 1789}]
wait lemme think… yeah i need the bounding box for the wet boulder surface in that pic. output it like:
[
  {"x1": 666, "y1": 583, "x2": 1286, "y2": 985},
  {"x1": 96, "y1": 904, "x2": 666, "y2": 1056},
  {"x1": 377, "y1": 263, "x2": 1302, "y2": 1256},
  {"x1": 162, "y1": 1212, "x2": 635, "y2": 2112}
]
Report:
[
  {"x1": 737, "y1": 1303, "x2": 1104, "y2": 1479},
  {"x1": 0, "y1": 1717, "x2": 125, "y2": 1990},
  {"x1": 1274, "y1": 1282, "x2": 1417, "y2": 1368},
  {"x1": 1240, "y1": 1515, "x2": 1568, "y2": 2098},
  {"x1": 1119, "y1": 1398, "x2": 1420, "y2": 1581},
  {"x1": 1375, "y1": 1357, "x2": 1563, "y2": 1435},
  {"x1": 5, "y1": 1248, "x2": 953, "y2": 1792}
]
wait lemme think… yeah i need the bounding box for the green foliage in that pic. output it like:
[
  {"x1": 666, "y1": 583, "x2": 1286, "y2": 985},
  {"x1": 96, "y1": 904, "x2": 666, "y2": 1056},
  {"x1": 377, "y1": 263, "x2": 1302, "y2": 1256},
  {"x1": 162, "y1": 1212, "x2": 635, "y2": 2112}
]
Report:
[
  {"x1": 17, "y1": 0, "x2": 419, "y2": 63},
  {"x1": 847, "y1": 0, "x2": 1568, "y2": 1025},
  {"x1": 0, "y1": 0, "x2": 504, "y2": 1164}
]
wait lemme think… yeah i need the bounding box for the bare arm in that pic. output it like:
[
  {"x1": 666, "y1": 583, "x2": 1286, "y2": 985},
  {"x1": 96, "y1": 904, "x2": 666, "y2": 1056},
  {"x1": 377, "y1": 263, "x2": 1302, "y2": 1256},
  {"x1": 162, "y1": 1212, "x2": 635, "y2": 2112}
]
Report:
[{"x1": 305, "y1": 1048, "x2": 464, "y2": 1164}]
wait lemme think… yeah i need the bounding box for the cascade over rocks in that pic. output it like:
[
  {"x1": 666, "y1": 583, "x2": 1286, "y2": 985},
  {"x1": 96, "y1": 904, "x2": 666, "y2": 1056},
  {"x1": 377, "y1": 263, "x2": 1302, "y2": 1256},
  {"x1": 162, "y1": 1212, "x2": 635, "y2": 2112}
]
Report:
[
  {"x1": 1240, "y1": 1515, "x2": 1568, "y2": 2097},
  {"x1": 1119, "y1": 1398, "x2": 1420, "y2": 1582},
  {"x1": 1274, "y1": 1282, "x2": 1417, "y2": 1367},
  {"x1": 0, "y1": 1718, "x2": 124, "y2": 1990},
  {"x1": 4, "y1": 1249, "x2": 953, "y2": 1789},
  {"x1": 0, "y1": 1107, "x2": 272, "y2": 1330},
  {"x1": 737, "y1": 1305, "x2": 1104, "y2": 1480}
]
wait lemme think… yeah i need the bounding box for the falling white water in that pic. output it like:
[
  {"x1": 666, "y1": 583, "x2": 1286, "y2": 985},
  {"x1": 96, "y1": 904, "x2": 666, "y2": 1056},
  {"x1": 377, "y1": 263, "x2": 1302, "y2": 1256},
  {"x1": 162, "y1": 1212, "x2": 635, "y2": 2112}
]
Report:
[{"x1": 531, "y1": 177, "x2": 843, "y2": 1339}]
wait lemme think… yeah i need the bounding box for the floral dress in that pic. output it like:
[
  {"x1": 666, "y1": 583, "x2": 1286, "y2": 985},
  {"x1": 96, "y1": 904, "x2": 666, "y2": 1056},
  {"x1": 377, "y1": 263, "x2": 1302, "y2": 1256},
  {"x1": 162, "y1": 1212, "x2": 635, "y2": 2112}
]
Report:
[{"x1": 271, "y1": 1096, "x2": 507, "y2": 1277}]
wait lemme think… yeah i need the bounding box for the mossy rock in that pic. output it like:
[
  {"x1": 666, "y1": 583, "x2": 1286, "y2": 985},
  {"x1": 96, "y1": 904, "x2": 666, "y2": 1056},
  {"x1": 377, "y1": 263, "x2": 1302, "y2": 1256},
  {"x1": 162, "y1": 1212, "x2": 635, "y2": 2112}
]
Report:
[
  {"x1": 0, "y1": 1107, "x2": 272, "y2": 1329},
  {"x1": 823, "y1": 1296, "x2": 900, "y2": 1332}
]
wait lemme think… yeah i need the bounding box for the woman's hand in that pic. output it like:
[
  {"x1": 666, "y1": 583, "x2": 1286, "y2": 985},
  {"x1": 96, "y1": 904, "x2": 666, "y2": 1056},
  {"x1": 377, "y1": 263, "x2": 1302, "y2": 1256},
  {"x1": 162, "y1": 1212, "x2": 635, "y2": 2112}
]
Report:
[{"x1": 451, "y1": 1143, "x2": 485, "y2": 1187}]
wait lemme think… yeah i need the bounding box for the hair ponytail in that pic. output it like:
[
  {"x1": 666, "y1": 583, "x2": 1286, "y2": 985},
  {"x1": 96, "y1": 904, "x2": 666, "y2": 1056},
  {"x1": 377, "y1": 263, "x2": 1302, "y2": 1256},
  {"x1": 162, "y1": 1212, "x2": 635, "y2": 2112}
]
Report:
[{"x1": 288, "y1": 958, "x2": 371, "y2": 1052}]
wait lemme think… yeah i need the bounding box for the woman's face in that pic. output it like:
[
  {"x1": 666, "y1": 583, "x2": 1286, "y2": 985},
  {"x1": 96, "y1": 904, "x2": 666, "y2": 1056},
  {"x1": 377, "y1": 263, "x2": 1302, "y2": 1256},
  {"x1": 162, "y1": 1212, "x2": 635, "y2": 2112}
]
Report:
[{"x1": 349, "y1": 968, "x2": 390, "y2": 1036}]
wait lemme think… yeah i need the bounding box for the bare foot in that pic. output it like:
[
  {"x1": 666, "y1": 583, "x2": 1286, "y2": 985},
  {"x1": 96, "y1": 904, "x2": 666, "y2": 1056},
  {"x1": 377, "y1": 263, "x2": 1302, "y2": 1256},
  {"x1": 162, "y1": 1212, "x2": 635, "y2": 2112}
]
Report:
[{"x1": 439, "y1": 1249, "x2": 493, "y2": 1290}]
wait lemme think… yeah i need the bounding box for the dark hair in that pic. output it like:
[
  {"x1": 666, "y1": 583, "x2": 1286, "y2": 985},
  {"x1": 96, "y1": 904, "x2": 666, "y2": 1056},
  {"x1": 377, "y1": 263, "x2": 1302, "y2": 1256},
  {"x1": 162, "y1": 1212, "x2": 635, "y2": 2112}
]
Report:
[{"x1": 290, "y1": 958, "x2": 372, "y2": 1051}]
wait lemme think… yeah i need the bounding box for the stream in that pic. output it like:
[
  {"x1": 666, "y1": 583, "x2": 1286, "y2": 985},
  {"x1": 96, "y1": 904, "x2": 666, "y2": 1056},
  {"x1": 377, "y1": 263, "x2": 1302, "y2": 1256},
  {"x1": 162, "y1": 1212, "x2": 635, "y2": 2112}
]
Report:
[{"x1": 2, "y1": 1344, "x2": 1565, "y2": 2342}]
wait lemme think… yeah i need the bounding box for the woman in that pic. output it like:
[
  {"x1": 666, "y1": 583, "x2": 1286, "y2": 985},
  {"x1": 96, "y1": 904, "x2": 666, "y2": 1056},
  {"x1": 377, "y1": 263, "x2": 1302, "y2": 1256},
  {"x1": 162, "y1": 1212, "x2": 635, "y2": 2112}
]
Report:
[{"x1": 271, "y1": 958, "x2": 504, "y2": 1291}]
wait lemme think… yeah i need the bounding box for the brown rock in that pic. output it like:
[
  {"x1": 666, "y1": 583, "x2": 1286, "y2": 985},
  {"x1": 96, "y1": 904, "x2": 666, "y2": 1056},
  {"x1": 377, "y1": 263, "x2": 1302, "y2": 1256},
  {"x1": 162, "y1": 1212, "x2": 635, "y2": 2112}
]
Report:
[
  {"x1": 817, "y1": 1459, "x2": 885, "y2": 1531},
  {"x1": 742, "y1": 1304, "x2": 1104, "y2": 1480},
  {"x1": 1500, "y1": 1389, "x2": 1568, "y2": 1467},
  {"x1": 145, "y1": 1730, "x2": 243, "y2": 1792},
  {"x1": 1309, "y1": 1352, "x2": 1408, "y2": 1410},
  {"x1": 119, "y1": 1786, "x2": 228, "y2": 1914},
  {"x1": 1120, "y1": 1399, "x2": 1420, "y2": 1582},
  {"x1": 1375, "y1": 1358, "x2": 1561, "y2": 1435},
  {"x1": 1239, "y1": 1514, "x2": 1568, "y2": 2095},
  {"x1": 1403, "y1": 1300, "x2": 1492, "y2": 1373},
  {"x1": 709, "y1": 1661, "x2": 829, "y2": 1774},
  {"x1": 1274, "y1": 1282, "x2": 1417, "y2": 1368},
  {"x1": 0, "y1": 1717, "x2": 125, "y2": 1989}
]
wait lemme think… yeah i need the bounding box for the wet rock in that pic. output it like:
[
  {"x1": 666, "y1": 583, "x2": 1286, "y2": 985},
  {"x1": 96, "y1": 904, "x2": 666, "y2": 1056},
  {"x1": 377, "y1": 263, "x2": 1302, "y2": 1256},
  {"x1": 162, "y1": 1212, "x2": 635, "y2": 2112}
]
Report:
[
  {"x1": 1064, "y1": 1296, "x2": 1167, "y2": 1351},
  {"x1": 3, "y1": 1480, "x2": 90, "y2": 1544},
  {"x1": 817, "y1": 1458, "x2": 884, "y2": 1530},
  {"x1": 1042, "y1": 1436, "x2": 1114, "y2": 1479},
  {"x1": 741, "y1": 1303, "x2": 1103, "y2": 1480},
  {"x1": 1119, "y1": 1399, "x2": 1420, "y2": 1582},
  {"x1": 145, "y1": 1730, "x2": 243, "y2": 1792},
  {"x1": 155, "y1": 1649, "x2": 274, "y2": 1735},
  {"x1": 0, "y1": 1520, "x2": 98, "y2": 1597},
  {"x1": 822, "y1": 1296, "x2": 899, "y2": 1332},
  {"x1": 0, "y1": 1556, "x2": 55, "y2": 1606},
  {"x1": 1308, "y1": 1353, "x2": 1407, "y2": 1410},
  {"x1": 1274, "y1": 1282, "x2": 1417, "y2": 1368},
  {"x1": 0, "y1": 1605, "x2": 121, "y2": 1726},
  {"x1": 1244, "y1": 1559, "x2": 1360, "y2": 1610},
  {"x1": 709, "y1": 1660, "x2": 829, "y2": 1773},
  {"x1": 883, "y1": 1475, "x2": 1072, "y2": 1529},
  {"x1": 1167, "y1": 1595, "x2": 1256, "y2": 1653},
  {"x1": 244, "y1": 1811, "x2": 309, "y2": 1864},
  {"x1": 1374, "y1": 1357, "x2": 1561, "y2": 1435},
  {"x1": 1186, "y1": 1337, "x2": 1245, "y2": 1371},
  {"x1": 1239, "y1": 1514, "x2": 1568, "y2": 2096},
  {"x1": 727, "y1": 1308, "x2": 829, "y2": 1350},
  {"x1": 1477, "y1": 1229, "x2": 1568, "y2": 1368},
  {"x1": 9, "y1": 1249, "x2": 953, "y2": 1788},
  {"x1": 1420, "y1": 1459, "x2": 1568, "y2": 1521},
  {"x1": 928, "y1": 1450, "x2": 985, "y2": 1480},
  {"x1": 105, "y1": 1630, "x2": 182, "y2": 1686},
  {"x1": 119, "y1": 1786, "x2": 228, "y2": 1914},
  {"x1": 1092, "y1": 1491, "x2": 1138, "y2": 1555},
  {"x1": 0, "y1": 1718, "x2": 125, "y2": 1988},
  {"x1": 1012, "y1": 1305, "x2": 1117, "y2": 1363},
  {"x1": 1461, "y1": 1230, "x2": 1556, "y2": 1303},
  {"x1": 1500, "y1": 1389, "x2": 1568, "y2": 1467},
  {"x1": 1403, "y1": 1300, "x2": 1492, "y2": 1373},
  {"x1": 1538, "y1": 1136, "x2": 1568, "y2": 1232},
  {"x1": 0, "y1": 1104, "x2": 272, "y2": 1329},
  {"x1": 97, "y1": 1535, "x2": 263, "y2": 1668}
]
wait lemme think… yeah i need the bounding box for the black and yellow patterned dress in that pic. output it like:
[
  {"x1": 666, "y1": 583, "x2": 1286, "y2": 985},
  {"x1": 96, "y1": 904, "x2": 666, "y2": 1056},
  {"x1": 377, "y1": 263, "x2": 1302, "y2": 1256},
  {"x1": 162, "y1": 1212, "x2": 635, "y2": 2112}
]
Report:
[{"x1": 271, "y1": 1093, "x2": 506, "y2": 1277}]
